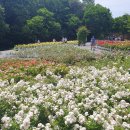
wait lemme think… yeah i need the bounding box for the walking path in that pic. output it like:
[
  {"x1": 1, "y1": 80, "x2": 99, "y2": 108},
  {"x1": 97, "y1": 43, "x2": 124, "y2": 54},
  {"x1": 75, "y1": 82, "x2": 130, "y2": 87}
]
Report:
[
  {"x1": 76, "y1": 42, "x2": 111, "y2": 54},
  {"x1": 0, "y1": 50, "x2": 15, "y2": 58}
]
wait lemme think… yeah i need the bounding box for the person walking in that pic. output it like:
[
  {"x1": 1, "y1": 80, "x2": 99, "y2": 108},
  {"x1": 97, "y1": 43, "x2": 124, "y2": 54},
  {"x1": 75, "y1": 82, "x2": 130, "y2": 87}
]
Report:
[
  {"x1": 53, "y1": 38, "x2": 56, "y2": 42},
  {"x1": 37, "y1": 39, "x2": 40, "y2": 43},
  {"x1": 91, "y1": 36, "x2": 96, "y2": 51},
  {"x1": 64, "y1": 37, "x2": 67, "y2": 43}
]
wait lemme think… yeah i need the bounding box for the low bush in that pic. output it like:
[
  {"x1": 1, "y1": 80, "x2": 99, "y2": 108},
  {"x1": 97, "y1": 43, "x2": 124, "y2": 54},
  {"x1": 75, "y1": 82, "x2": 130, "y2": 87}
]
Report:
[{"x1": 77, "y1": 26, "x2": 89, "y2": 46}]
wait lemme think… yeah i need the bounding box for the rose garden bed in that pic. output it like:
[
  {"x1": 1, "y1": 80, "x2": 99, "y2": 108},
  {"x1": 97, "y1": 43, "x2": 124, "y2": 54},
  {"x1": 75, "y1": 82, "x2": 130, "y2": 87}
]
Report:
[
  {"x1": 0, "y1": 44, "x2": 130, "y2": 130},
  {"x1": 97, "y1": 40, "x2": 130, "y2": 51}
]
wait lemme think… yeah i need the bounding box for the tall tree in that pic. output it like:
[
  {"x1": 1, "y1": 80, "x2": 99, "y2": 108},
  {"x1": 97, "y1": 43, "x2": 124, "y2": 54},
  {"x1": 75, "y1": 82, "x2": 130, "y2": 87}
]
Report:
[
  {"x1": 0, "y1": 5, "x2": 9, "y2": 49},
  {"x1": 113, "y1": 14, "x2": 130, "y2": 35},
  {"x1": 67, "y1": 14, "x2": 81, "y2": 39},
  {"x1": 27, "y1": 8, "x2": 61, "y2": 41},
  {"x1": 0, "y1": 0, "x2": 39, "y2": 44},
  {"x1": 127, "y1": 17, "x2": 130, "y2": 32},
  {"x1": 84, "y1": 4, "x2": 113, "y2": 38},
  {"x1": 68, "y1": 0, "x2": 84, "y2": 18}
]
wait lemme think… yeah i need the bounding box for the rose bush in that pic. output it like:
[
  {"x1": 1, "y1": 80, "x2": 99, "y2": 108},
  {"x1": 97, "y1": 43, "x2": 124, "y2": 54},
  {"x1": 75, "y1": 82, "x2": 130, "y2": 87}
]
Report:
[
  {"x1": 97, "y1": 40, "x2": 130, "y2": 50},
  {"x1": 0, "y1": 65, "x2": 130, "y2": 130}
]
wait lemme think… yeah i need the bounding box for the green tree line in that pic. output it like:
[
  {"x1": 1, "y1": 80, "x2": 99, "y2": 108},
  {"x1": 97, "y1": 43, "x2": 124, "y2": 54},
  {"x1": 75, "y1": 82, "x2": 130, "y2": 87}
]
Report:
[{"x1": 0, "y1": 0, "x2": 130, "y2": 50}]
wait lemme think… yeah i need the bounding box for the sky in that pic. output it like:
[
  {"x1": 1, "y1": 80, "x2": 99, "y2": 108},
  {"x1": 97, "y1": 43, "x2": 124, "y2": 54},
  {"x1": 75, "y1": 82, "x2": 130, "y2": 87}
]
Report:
[{"x1": 95, "y1": 0, "x2": 130, "y2": 18}]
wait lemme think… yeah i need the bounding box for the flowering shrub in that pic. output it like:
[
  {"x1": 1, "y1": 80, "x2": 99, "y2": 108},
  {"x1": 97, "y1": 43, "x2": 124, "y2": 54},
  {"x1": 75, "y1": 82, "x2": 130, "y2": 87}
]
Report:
[
  {"x1": 13, "y1": 44, "x2": 95, "y2": 64},
  {"x1": 0, "y1": 59, "x2": 54, "y2": 81},
  {"x1": 54, "y1": 65, "x2": 69, "y2": 78},
  {"x1": 0, "y1": 65, "x2": 130, "y2": 130},
  {"x1": 77, "y1": 26, "x2": 89, "y2": 46},
  {"x1": 14, "y1": 41, "x2": 78, "y2": 51},
  {"x1": 97, "y1": 40, "x2": 130, "y2": 50}
]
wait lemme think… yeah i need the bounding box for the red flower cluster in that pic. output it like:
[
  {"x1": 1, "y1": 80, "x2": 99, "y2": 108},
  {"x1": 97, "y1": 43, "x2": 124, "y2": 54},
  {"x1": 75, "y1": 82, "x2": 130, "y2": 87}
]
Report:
[
  {"x1": 97, "y1": 40, "x2": 130, "y2": 47},
  {"x1": 96, "y1": 40, "x2": 114, "y2": 46},
  {"x1": 0, "y1": 59, "x2": 54, "y2": 71}
]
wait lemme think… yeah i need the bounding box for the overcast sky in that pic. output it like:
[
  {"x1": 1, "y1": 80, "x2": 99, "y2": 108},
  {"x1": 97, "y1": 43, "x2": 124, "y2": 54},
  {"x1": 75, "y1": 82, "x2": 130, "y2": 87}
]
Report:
[{"x1": 95, "y1": 0, "x2": 130, "y2": 18}]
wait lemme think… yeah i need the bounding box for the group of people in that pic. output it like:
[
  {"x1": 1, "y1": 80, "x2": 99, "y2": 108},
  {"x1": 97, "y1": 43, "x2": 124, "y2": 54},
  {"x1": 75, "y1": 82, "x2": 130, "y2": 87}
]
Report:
[
  {"x1": 62, "y1": 37, "x2": 67, "y2": 43},
  {"x1": 53, "y1": 36, "x2": 96, "y2": 51},
  {"x1": 36, "y1": 36, "x2": 96, "y2": 51},
  {"x1": 53, "y1": 37, "x2": 68, "y2": 43},
  {"x1": 53, "y1": 36, "x2": 97, "y2": 51},
  {"x1": 36, "y1": 37, "x2": 68, "y2": 43},
  {"x1": 108, "y1": 35, "x2": 123, "y2": 41}
]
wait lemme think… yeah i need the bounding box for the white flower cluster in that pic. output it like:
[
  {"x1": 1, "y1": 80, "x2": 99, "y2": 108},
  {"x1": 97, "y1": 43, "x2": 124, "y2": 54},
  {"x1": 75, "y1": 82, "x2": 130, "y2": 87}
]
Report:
[
  {"x1": 0, "y1": 66, "x2": 130, "y2": 130},
  {"x1": 1, "y1": 115, "x2": 11, "y2": 129}
]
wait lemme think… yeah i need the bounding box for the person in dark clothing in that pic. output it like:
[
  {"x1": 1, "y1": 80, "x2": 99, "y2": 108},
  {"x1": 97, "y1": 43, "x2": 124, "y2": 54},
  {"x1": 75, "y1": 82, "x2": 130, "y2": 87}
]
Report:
[{"x1": 91, "y1": 36, "x2": 96, "y2": 51}]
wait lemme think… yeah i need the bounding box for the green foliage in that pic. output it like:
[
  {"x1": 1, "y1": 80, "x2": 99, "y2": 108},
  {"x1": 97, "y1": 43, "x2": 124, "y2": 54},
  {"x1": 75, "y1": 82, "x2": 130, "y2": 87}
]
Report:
[
  {"x1": 25, "y1": 66, "x2": 46, "y2": 77},
  {"x1": 52, "y1": 116, "x2": 73, "y2": 130},
  {"x1": 54, "y1": 65, "x2": 69, "y2": 77},
  {"x1": 84, "y1": 4, "x2": 113, "y2": 38},
  {"x1": 77, "y1": 26, "x2": 89, "y2": 45},
  {"x1": 27, "y1": 16, "x2": 43, "y2": 29},
  {"x1": 67, "y1": 15, "x2": 81, "y2": 38},
  {"x1": 37, "y1": 106, "x2": 49, "y2": 124},
  {"x1": 11, "y1": 75, "x2": 23, "y2": 83},
  {"x1": 0, "y1": 101, "x2": 10, "y2": 127},
  {"x1": 127, "y1": 16, "x2": 130, "y2": 33},
  {"x1": 0, "y1": 5, "x2": 9, "y2": 48},
  {"x1": 8, "y1": 122, "x2": 19, "y2": 130},
  {"x1": 44, "y1": 75, "x2": 57, "y2": 85},
  {"x1": 68, "y1": 15, "x2": 81, "y2": 27},
  {"x1": 6, "y1": 66, "x2": 46, "y2": 83},
  {"x1": 85, "y1": 119, "x2": 103, "y2": 130},
  {"x1": 0, "y1": 101, "x2": 17, "y2": 128},
  {"x1": 114, "y1": 126, "x2": 125, "y2": 130},
  {"x1": 113, "y1": 14, "x2": 130, "y2": 35},
  {"x1": 0, "y1": 0, "x2": 85, "y2": 48},
  {"x1": 27, "y1": 7, "x2": 61, "y2": 41},
  {"x1": 37, "y1": 8, "x2": 54, "y2": 17}
]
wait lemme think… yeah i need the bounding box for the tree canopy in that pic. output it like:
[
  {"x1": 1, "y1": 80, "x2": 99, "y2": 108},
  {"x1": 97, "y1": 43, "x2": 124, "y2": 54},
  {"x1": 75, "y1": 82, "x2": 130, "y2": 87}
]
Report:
[
  {"x1": 128, "y1": 17, "x2": 130, "y2": 32},
  {"x1": 0, "y1": 5, "x2": 9, "y2": 48},
  {"x1": 26, "y1": 8, "x2": 61, "y2": 41},
  {"x1": 0, "y1": 0, "x2": 129, "y2": 50},
  {"x1": 84, "y1": 4, "x2": 113, "y2": 38},
  {"x1": 113, "y1": 14, "x2": 130, "y2": 35}
]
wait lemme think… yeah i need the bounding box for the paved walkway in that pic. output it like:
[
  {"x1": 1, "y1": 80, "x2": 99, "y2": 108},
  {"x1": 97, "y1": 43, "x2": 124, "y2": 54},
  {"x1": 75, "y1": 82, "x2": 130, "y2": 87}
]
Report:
[
  {"x1": 76, "y1": 42, "x2": 111, "y2": 54},
  {"x1": 0, "y1": 50, "x2": 15, "y2": 58}
]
